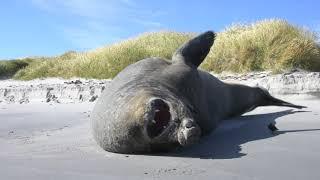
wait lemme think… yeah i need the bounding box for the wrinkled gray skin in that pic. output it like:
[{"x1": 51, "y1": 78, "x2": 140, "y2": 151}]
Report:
[{"x1": 91, "y1": 31, "x2": 306, "y2": 154}]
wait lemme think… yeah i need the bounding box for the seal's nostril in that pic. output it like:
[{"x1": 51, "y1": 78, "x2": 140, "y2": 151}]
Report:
[{"x1": 185, "y1": 121, "x2": 193, "y2": 128}]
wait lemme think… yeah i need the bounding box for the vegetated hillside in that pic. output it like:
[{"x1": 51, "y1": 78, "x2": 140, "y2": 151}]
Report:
[
  {"x1": 1, "y1": 19, "x2": 319, "y2": 80},
  {"x1": 201, "y1": 19, "x2": 320, "y2": 73},
  {"x1": 0, "y1": 58, "x2": 40, "y2": 79},
  {"x1": 13, "y1": 32, "x2": 193, "y2": 80}
]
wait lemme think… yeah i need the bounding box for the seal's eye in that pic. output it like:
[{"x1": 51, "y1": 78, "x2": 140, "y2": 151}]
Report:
[{"x1": 147, "y1": 99, "x2": 171, "y2": 138}]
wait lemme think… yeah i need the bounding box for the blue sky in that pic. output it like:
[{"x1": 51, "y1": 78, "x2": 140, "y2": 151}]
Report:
[{"x1": 1, "y1": 0, "x2": 319, "y2": 59}]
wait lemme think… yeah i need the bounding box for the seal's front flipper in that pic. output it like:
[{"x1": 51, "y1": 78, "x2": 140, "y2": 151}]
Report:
[{"x1": 172, "y1": 31, "x2": 215, "y2": 68}]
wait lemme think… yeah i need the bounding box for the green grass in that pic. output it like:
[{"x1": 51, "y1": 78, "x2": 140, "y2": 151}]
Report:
[{"x1": 2, "y1": 19, "x2": 320, "y2": 80}]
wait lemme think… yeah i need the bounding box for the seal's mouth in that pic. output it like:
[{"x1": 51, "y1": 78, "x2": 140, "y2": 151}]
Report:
[{"x1": 146, "y1": 99, "x2": 171, "y2": 138}]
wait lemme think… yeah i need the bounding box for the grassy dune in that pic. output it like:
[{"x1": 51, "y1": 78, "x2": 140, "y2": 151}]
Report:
[
  {"x1": 1, "y1": 19, "x2": 319, "y2": 80},
  {"x1": 0, "y1": 58, "x2": 38, "y2": 79},
  {"x1": 201, "y1": 19, "x2": 320, "y2": 73},
  {"x1": 13, "y1": 32, "x2": 193, "y2": 80}
]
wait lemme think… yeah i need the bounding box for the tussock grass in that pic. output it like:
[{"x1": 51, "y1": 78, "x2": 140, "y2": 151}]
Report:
[
  {"x1": 201, "y1": 19, "x2": 320, "y2": 73},
  {"x1": 3, "y1": 19, "x2": 320, "y2": 80},
  {"x1": 14, "y1": 32, "x2": 193, "y2": 80},
  {"x1": 0, "y1": 58, "x2": 37, "y2": 79}
]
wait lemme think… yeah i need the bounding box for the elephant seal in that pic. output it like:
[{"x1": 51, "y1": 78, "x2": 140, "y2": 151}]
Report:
[{"x1": 91, "y1": 31, "x2": 305, "y2": 154}]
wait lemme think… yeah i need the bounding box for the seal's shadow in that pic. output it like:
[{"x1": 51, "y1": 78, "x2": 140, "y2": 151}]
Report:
[{"x1": 166, "y1": 109, "x2": 319, "y2": 159}]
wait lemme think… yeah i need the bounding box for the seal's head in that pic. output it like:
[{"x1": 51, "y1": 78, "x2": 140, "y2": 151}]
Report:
[
  {"x1": 91, "y1": 31, "x2": 215, "y2": 154},
  {"x1": 91, "y1": 89, "x2": 202, "y2": 153}
]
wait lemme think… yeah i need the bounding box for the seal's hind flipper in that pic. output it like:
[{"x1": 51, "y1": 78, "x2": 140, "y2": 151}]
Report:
[
  {"x1": 258, "y1": 87, "x2": 307, "y2": 109},
  {"x1": 266, "y1": 96, "x2": 307, "y2": 109},
  {"x1": 172, "y1": 31, "x2": 215, "y2": 68}
]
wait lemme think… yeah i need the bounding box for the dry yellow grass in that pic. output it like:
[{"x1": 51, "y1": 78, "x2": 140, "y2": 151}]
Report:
[
  {"x1": 14, "y1": 31, "x2": 193, "y2": 80},
  {"x1": 1, "y1": 19, "x2": 318, "y2": 80},
  {"x1": 201, "y1": 19, "x2": 320, "y2": 73}
]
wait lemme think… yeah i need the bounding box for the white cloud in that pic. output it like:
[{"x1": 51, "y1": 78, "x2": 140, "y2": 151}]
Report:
[{"x1": 31, "y1": 0, "x2": 167, "y2": 49}]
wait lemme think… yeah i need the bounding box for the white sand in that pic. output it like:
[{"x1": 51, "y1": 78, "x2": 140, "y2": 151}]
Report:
[
  {"x1": 0, "y1": 78, "x2": 111, "y2": 104},
  {"x1": 1, "y1": 72, "x2": 320, "y2": 179},
  {"x1": 1, "y1": 71, "x2": 319, "y2": 104},
  {"x1": 1, "y1": 97, "x2": 320, "y2": 180},
  {"x1": 215, "y1": 71, "x2": 320, "y2": 95}
]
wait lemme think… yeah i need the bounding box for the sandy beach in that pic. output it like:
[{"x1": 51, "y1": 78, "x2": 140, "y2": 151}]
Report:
[
  {"x1": 2, "y1": 1, "x2": 320, "y2": 179},
  {"x1": 1, "y1": 72, "x2": 320, "y2": 180}
]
